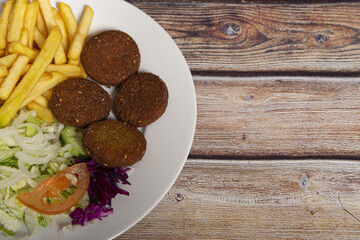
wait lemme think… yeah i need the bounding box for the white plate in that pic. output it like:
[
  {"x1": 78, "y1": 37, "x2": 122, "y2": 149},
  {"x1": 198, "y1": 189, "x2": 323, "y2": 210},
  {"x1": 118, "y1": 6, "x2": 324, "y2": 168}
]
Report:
[{"x1": 0, "y1": 0, "x2": 196, "y2": 239}]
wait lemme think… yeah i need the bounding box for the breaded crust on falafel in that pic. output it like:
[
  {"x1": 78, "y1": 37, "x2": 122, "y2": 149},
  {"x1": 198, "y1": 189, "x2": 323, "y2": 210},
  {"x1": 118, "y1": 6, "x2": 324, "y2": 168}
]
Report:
[
  {"x1": 81, "y1": 30, "x2": 140, "y2": 87},
  {"x1": 49, "y1": 78, "x2": 111, "y2": 127},
  {"x1": 83, "y1": 120, "x2": 146, "y2": 167},
  {"x1": 113, "y1": 72, "x2": 168, "y2": 127}
]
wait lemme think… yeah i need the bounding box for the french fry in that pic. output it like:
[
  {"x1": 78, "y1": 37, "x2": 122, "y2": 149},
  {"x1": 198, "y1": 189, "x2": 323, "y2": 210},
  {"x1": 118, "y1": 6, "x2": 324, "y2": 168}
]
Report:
[
  {"x1": 26, "y1": 101, "x2": 52, "y2": 124},
  {"x1": 37, "y1": 0, "x2": 55, "y2": 31},
  {"x1": 0, "y1": 28, "x2": 28, "y2": 68},
  {"x1": 0, "y1": 0, "x2": 15, "y2": 49},
  {"x1": 79, "y1": 61, "x2": 88, "y2": 79},
  {"x1": 53, "y1": 44, "x2": 67, "y2": 65},
  {"x1": 33, "y1": 27, "x2": 46, "y2": 49},
  {"x1": 19, "y1": 26, "x2": 28, "y2": 46},
  {"x1": 38, "y1": 72, "x2": 52, "y2": 81},
  {"x1": 33, "y1": 95, "x2": 48, "y2": 108},
  {"x1": 20, "y1": 71, "x2": 66, "y2": 108},
  {"x1": 36, "y1": 8, "x2": 47, "y2": 37},
  {"x1": 5, "y1": 3, "x2": 27, "y2": 57},
  {"x1": 0, "y1": 53, "x2": 17, "y2": 67},
  {"x1": 46, "y1": 64, "x2": 82, "y2": 77},
  {"x1": 21, "y1": 71, "x2": 51, "y2": 80},
  {"x1": 7, "y1": 0, "x2": 27, "y2": 43},
  {"x1": 42, "y1": 89, "x2": 52, "y2": 100},
  {"x1": 0, "y1": 26, "x2": 62, "y2": 127},
  {"x1": 52, "y1": 7, "x2": 68, "y2": 53},
  {"x1": 67, "y1": 6, "x2": 93, "y2": 61},
  {"x1": 0, "y1": 65, "x2": 8, "y2": 78},
  {"x1": 20, "y1": 64, "x2": 30, "y2": 76},
  {"x1": 38, "y1": 0, "x2": 66, "y2": 64},
  {"x1": 24, "y1": 1, "x2": 39, "y2": 48},
  {"x1": 8, "y1": 42, "x2": 39, "y2": 61},
  {"x1": 0, "y1": 50, "x2": 4, "y2": 57},
  {"x1": 0, "y1": 55, "x2": 30, "y2": 100},
  {"x1": 68, "y1": 58, "x2": 80, "y2": 65},
  {"x1": 58, "y1": 2, "x2": 77, "y2": 43},
  {"x1": 0, "y1": 29, "x2": 30, "y2": 100}
]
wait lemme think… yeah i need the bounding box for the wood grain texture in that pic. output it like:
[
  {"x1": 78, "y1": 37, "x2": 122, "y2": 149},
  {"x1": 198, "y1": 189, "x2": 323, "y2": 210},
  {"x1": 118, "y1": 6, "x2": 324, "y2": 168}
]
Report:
[
  {"x1": 191, "y1": 76, "x2": 360, "y2": 158},
  {"x1": 131, "y1": 2, "x2": 360, "y2": 73},
  {"x1": 116, "y1": 159, "x2": 360, "y2": 239},
  {"x1": 113, "y1": 2, "x2": 360, "y2": 240}
]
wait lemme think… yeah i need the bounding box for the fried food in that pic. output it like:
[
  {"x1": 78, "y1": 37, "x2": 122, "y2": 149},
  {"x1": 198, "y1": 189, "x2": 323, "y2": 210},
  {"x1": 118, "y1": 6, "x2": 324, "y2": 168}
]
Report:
[
  {"x1": 83, "y1": 120, "x2": 146, "y2": 167},
  {"x1": 52, "y1": 7, "x2": 68, "y2": 52},
  {"x1": 21, "y1": 72, "x2": 67, "y2": 108},
  {"x1": 0, "y1": 26, "x2": 62, "y2": 127},
  {"x1": 38, "y1": 0, "x2": 66, "y2": 64},
  {"x1": 0, "y1": 0, "x2": 15, "y2": 49},
  {"x1": 49, "y1": 78, "x2": 111, "y2": 127},
  {"x1": 113, "y1": 72, "x2": 168, "y2": 127},
  {"x1": 0, "y1": 65, "x2": 7, "y2": 78},
  {"x1": 26, "y1": 101, "x2": 52, "y2": 124},
  {"x1": 0, "y1": 29, "x2": 31, "y2": 100},
  {"x1": 0, "y1": 54, "x2": 30, "y2": 100},
  {"x1": 0, "y1": 53, "x2": 17, "y2": 67},
  {"x1": 45, "y1": 64, "x2": 82, "y2": 78},
  {"x1": 57, "y1": 2, "x2": 77, "y2": 43},
  {"x1": 81, "y1": 30, "x2": 140, "y2": 86},
  {"x1": 24, "y1": 1, "x2": 39, "y2": 48},
  {"x1": 36, "y1": 9, "x2": 47, "y2": 37},
  {"x1": 34, "y1": 27, "x2": 46, "y2": 48},
  {"x1": 67, "y1": 6, "x2": 93, "y2": 62},
  {"x1": 8, "y1": 42, "x2": 39, "y2": 60},
  {"x1": 7, "y1": 0, "x2": 27, "y2": 43}
]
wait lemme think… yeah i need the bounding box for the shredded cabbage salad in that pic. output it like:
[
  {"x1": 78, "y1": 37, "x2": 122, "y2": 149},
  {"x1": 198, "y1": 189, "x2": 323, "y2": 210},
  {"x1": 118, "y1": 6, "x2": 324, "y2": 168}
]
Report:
[
  {"x1": 0, "y1": 110, "x2": 79, "y2": 238},
  {"x1": 0, "y1": 110, "x2": 132, "y2": 239}
]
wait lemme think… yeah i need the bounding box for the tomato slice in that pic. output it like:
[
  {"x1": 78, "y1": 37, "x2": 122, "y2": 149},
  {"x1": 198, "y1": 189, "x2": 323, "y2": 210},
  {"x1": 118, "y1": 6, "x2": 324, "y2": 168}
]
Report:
[{"x1": 17, "y1": 163, "x2": 90, "y2": 215}]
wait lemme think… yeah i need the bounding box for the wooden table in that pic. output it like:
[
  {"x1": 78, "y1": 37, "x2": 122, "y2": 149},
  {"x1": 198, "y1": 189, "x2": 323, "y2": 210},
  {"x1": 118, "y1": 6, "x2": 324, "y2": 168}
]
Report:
[{"x1": 117, "y1": 0, "x2": 360, "y2": 239}]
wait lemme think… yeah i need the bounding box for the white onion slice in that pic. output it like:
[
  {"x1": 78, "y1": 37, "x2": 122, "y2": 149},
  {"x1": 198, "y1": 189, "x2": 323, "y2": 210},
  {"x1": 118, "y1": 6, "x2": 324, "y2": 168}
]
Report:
[
  {"x1": 0, "y1": 126, "x2": 17, "y2": 137},
  {"x1": 22, "y1": 175, "x2": 38, "y2": 188},
  {"x1": 15, "y1": 151, "x2": 57, "y2": 165},
  {"x1": 14, "y1": 135, "x2": 48, "y2": 151},
  {"x1": 20, "y1": 143, "x2": 61, "y2": 156},
  {"x1": 59, "y1": 144, "x2": 71, "y2": 153},
  {"x1": 18, "y1": 159, "x2": 37, "y2": 178},
  {"x1": 0, "y1": 170, "x2": 26, "y2": 188},
  {"x1": 12, "y1": 111, "x2": 36, "y2": 126}
]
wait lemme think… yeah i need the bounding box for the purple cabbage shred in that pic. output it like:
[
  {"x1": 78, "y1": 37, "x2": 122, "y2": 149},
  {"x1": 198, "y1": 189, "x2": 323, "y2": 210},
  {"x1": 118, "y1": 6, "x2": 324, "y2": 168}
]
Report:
[
  {"x1": 69, "y1": 203, "x2": 113, "y2": 226},
  {"x1": 69, "y1": 159, "x2": 131, "y2": 226}
]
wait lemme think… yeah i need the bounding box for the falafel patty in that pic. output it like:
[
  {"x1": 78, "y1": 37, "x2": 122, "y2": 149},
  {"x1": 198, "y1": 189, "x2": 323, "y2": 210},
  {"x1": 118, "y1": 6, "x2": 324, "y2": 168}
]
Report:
[
  {"x1": 49, "y1": 78, "x2": 111, "y2": 127},
  {"x1": 83, "y1": 120, "x2": 146, "y2": 167},
  {"x1": 113, "y1": 72, "x2": 168, "y2": 127},
  {"x1": 81, "y1": 30, "x2": 140, "y2": 86}
]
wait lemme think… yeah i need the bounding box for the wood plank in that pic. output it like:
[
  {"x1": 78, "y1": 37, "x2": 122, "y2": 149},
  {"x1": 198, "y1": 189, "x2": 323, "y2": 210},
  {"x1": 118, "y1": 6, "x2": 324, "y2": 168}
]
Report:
[
  {"x1": 130, "y1": 2, "x2": 360, "y2": 72},
  {"x1": 116, "y1": 159, "x2": 360, "y2": 239},
  {"x1": 191, "y1": 76, "x2": 360, "y2": 158}
]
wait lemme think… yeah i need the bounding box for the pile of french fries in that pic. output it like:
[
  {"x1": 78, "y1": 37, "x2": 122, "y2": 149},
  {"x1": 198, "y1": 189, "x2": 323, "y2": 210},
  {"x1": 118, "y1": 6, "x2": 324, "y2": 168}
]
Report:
[{"x1": 0, "y1": 0, "x2": 94, "y2": 127}]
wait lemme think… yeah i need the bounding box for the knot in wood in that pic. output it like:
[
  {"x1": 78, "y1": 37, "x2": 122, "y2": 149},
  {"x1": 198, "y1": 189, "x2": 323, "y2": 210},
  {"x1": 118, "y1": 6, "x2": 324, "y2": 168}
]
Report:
[
  {"x1": 315, "y1": 34, "x2": 328, "y2": 44},
  {"x1": 220, "y1": 22, "x2": 241, "y2": 37},
  {"x1": 175, "y1": 192, "x2": 184, "y2": 201},
  {"x1": 300, "y1": 173, "x2": 310, "y2": 189},
  {"x1": 242, "y1": 133, "x2": 247, "y2": 141},
  {"x1": 244, "y1": 95, "x2": 254, "y2": 102}
]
